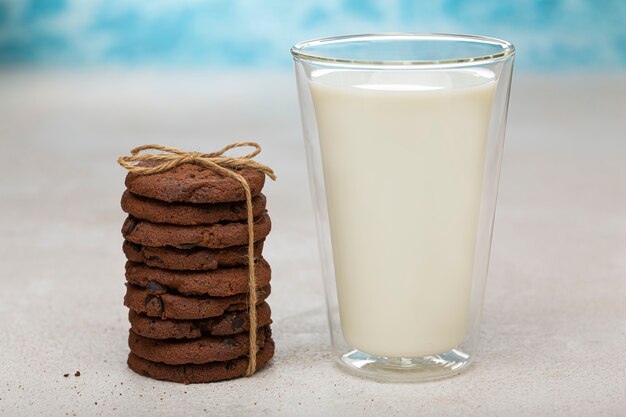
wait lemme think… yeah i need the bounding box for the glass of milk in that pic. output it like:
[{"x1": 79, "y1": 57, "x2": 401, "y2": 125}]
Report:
[{"x1": 292, "y1": 34, "x2": 514, "y2": 381}]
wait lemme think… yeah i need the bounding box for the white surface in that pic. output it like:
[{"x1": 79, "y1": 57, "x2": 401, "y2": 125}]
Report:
[{"x1": 0, "y1": 71, "x2": 625, "y2": 416}]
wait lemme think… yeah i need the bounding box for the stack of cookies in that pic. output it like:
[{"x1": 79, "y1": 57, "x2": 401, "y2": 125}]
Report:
[{"x1": 119, "y1": 163, "x2": 274, "y2": 384}]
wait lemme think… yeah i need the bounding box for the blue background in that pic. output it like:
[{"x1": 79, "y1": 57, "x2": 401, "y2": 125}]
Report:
[{"x1": 1, "y1": 0, "x2": 625, "y2": 71}]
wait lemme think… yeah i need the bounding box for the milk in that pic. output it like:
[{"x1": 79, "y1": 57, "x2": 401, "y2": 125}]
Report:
[{"x1": 310, "y1": 69, "x2": 496, "y2": 358}]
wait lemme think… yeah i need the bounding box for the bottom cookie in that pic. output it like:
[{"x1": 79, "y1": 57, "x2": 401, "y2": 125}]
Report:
[{"x1": 127, "y1": 337, "x2": 275, "y2": 384}]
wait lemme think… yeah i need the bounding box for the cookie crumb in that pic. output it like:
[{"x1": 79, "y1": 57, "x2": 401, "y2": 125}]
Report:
[
  {"x1": 63, "y1": 374, "x2": 69, "y2": 378},
  {"x1": 74, "y1": 371, "x2": 81, "y2": 377}
]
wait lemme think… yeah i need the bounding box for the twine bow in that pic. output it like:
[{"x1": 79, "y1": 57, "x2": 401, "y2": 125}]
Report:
[{"x1": 118, "y1": 143, "x2": 276, "y2": 376}]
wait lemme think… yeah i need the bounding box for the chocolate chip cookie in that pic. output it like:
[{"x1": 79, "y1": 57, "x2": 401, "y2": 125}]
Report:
[
  {"x1": 125, "y1": 258, "x2": 271, "y2": 297},
  {"x1": 127, "y1": 337, "x2": 275, "y2": 384},
  {"x1": 128, "y1": 326, "x2": 271, "y2": 365},
  {"x1": 122, "y1": 213, "x2": 271, "y2": 249},
  {"x1": 125, "y1": 164, "x2": 266, "y2": 203},
  {"x1": 123, "y1": 240, "x2": 264, "y2": 270},
  {"x1": 128, "y1": 302, "x2": 272, "y2": 339},
  {"x1": 124, "y1": 283, "x2": 271, "y2": 320},
  {"x1": 121, "y1": 190, "x2": 267, "y2": 225}
]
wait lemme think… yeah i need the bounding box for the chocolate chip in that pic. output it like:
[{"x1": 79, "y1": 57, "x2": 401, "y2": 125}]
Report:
[
  {"x1": 178, "y1": 243, "x2": 198, "y2": 250},
  {"x1": 231, "y1": 317, "x2": 245, "y2": 330},
  {"x1": 221, "y1": 337, "x2": 236, "y2": 346},
  {"x1": 224, "y1": 361, "x2": 235, "y2": 371},
  {"x1": 63, "y1": 374, "x2": 69, "y2": 378},
  {"x1": 188, "y1": 174, "x2": 196, "y2": 178},
  {"x1": 146, "y1": 255, "x2": 162, "y2": 263},
  {"x1": 230, "y1": 203, "x2": 243, "y2": 214},
  {"x1": 144, "y1": 295, "x2": 164, "y2": 316},
  {"x1": 146, "y1": 281, "x2": 166, "y2": 294},
  {"x1": 122, "y1": 218, "x2": 138, "y2": 236},
  {"x1": 74, "y1": 371, "x2": 80, "y2": 377}
]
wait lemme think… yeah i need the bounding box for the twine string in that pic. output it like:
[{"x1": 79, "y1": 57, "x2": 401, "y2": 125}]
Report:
[{"x1": 118, "y1": 142, "x2": 276, "y2": 376}]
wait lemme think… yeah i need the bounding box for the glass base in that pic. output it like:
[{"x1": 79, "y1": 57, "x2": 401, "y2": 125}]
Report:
[{"x1": 337, "y1": 348, "x2": 472, "y2": 382}]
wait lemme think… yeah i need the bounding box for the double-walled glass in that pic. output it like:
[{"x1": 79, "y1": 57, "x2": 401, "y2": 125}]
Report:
[{"x1": 292, "y1": 34, "x2": 514, "y2": 381}]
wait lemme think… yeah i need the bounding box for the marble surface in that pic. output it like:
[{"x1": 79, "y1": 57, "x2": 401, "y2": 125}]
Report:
[{"x1": 0, "y1": 71, "x2": 624, "y2": 416}]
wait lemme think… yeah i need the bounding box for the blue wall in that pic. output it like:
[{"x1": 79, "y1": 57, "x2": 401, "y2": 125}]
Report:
[{"x1": 1, "y1": 0, "x2": 625, "y2": 71}]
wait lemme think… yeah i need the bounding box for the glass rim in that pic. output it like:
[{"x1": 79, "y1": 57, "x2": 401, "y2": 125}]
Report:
[{"x1": 291, "y1": 33, "x2": 515, "y2": 67}]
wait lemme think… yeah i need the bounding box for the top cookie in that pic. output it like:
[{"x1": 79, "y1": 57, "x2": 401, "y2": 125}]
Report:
[{"x1": 125, "y1": 164, "x2": 266, "y2": 203}]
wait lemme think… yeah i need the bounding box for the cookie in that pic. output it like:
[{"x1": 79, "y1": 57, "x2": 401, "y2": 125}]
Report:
[
  {"x1": 123, "y1": 240, "x2": 264, "y2": 271},
  {"x1": 128, "y1": 325, "x2": 270, "y2": 365},
  {"x1": 129, "y1": 302, "x2": 272, "y2": 339},
  {"x1": 125, "y1": 258, "x2": 270, "y2": 297},
  {"x1": 122, "y1": 213, "x2": 271, "y2": 249},
  {"x1": 121, "y1": 190, "x2": 267, "y2": 225},
  {"x1": 125, "y1": 164, "x2": 266, "y2": 203},
  {"x1": 127, "y1": 337, "x2": 275, "y2": 384},
  {"x1": 124, "y1": 283, "x2": 271, "y2": 320}
]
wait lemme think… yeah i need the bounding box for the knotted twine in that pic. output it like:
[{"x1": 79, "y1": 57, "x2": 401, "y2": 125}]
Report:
[{"x1": 118, "y1": 143, "x2": 276, "y2": 376}]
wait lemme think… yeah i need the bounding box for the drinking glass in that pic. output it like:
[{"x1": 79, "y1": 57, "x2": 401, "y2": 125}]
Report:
[{"x1": 292, "y1": 33, "x2": 514, "y2": 381}]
